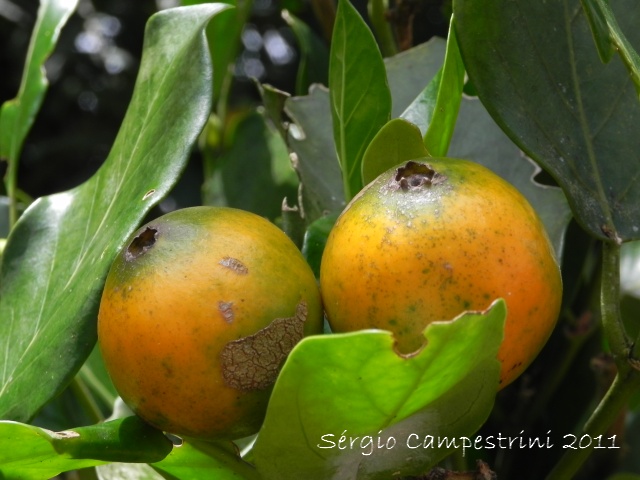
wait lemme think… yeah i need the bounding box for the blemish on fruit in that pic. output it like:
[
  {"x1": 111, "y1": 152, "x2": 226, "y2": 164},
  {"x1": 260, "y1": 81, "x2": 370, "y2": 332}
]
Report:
[
  {"x1": 218, "y1": 301, "x2": 234, "y2": 323},
  {"x1": 219, "y1": 256, "x2": 249, "y2": 275},
  {"x1": 220, "y1": 301, "x2": 307, "y2": 391},
  {"x1": 390, "y1": 161, "x2": 447, "y2": 192},
  {"x1": 125, "y1": 227, "x2": 158, "y2": 261}
]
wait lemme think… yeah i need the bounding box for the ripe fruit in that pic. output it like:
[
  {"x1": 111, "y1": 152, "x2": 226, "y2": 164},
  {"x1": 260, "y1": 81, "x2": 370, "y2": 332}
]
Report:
[
  {"x1": 98, "y1": 206, "x2": 323, "y2": 439},
  {"x1": 320, "y1": 159, "x2": 562, "y2": 388}
]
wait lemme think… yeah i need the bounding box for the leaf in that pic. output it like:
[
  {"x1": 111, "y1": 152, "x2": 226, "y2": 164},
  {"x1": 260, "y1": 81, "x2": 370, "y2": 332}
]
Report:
[
  {"x1": 0, "y1": 417, "x2": 172, "y2": 480},
  {"x1": 283, "y1": 10, "x2": 330, "y2": 94},
  {"x1": 301, "y1": 212, "x2": 339, "y2": 278},
  {"x1": 330, "y1": 0, "x2": 392, "y2": 201},
  {"x1": 286, "y1": 85, "x2": 345, "y2": 222},
  {"x1": 361, "y1": 119, "x2": 428, "y2": 185},
  {"x1": 252, "y1": 301, "x2": 505, "y2": 480},
  {"x1": 201, "y1": 110, "x2": 298, "y2": 221},
  {"x1": 151, "y1": 439, "x2": 259, "y2": 480},
  {"x1": 0, "y1": 0, "x2": 78, "y2": 224},
  {"x1": 0, "y1": 4, "x2": 229, "y2": 422},
  {"x1": 581, "y1": 0, "x2": 640, "y2": 96},
  {"x1": 454, "y1": 0, "x2": 640, "y2": 242},
  {"x1": 422, "y1": 15, "x2": 465, "y2": 157}
]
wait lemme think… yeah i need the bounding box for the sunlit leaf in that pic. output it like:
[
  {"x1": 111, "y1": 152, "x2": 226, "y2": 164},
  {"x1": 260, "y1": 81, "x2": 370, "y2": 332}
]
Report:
[
  {"x1": 0, "y1": 417, "x2": 172, "y2": 480},
  {"x1": 330, "y1": 0, "x2": 391, "y2": 200},
  {"x1": 0, "y1": 4, "x2": 228, "y2": 422},
  {"x1": 253, "y1": 301, "x2": 505, "y2": 479}
]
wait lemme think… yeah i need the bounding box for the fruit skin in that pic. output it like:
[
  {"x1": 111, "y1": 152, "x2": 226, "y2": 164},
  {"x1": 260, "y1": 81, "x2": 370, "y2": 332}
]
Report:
[
  {"x1": 98, "y1": 206, "x2": 323, "y2": 440},
  {"x1": 320, "y1": 159, "x2": 562, "y2": 388}
]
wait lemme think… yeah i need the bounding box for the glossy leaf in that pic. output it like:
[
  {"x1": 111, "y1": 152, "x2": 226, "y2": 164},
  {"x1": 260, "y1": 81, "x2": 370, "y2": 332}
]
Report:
[
  {"x1": 0, "y1": 4, "x2": 228, "y2": 422},
  {"x1": 581, "y1": 0, "x2": 640, "y2": 96},
  {"x1": 422, "y1": 16, "x2": 465, "y2": 157},
  {"x1": 330, "y1": 0, "x2": 391, "y2": 200},
  {"x1": 0, "y1": 0, "x2": 78, "y2": 225},
  {"x1": 0, "y1": 417, "x2": 172, "y2": 480},
  {"x1": 252, "y1": 301, "x2": 505, "y2": 479},
  {"x1": 361, "y1": 119, "x2": 428, "y2": 185},
  {"x1": 454, "y1": 0, "x2": 640, "y2": 242}
]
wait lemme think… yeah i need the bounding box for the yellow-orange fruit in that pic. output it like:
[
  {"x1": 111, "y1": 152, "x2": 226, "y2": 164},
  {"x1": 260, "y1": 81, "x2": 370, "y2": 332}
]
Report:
[
  {"x1": 320, "y1": 159, "x2": 562, "y2": 388},
  {"x1": 98, "y1": 206, "x2": 322, "y2": 439}
]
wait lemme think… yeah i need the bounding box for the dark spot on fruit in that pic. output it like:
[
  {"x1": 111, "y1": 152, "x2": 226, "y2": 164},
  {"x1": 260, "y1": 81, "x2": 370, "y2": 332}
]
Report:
[
  {"x1": 125, "y1": 227, "x2": 158, "y2": 261},
  {"x1": 218, "y1": 301, "x2": 234, "y2": 323},
  {"x1": 220, "y1": 301, "x2": 308, "y2": 391},
  {"x1": 390, "y1": 161, "x2": 447, "y2": 192},
  {"x1": 219, "y1": 257, "x2": 249, "y2": 275}
]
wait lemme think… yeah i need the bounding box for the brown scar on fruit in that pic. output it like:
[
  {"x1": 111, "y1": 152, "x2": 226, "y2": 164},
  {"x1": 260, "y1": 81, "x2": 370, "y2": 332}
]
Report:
[
  {"x1": 390, "y1": 161, "x2": 447, "y2": 191},
  {"x1": 219, "y1": 256, "x2": 249, "y2": 275},
  {"x1": 221, "y1": 301, "x2": 307, "y2": 391},
  {"x1": 218, "y1": 301, "x2": 234, "y2": 323},
  {"x1": 125, "y1": 227, "x2": 158, "y2": 261}
]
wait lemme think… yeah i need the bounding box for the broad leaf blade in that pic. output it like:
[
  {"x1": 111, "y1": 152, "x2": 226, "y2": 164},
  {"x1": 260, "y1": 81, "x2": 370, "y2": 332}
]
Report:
[
  {"x1": 330, "y1": 0, "x2": 391, "y2": 200},
  {"x1": 0, "y1": 417, "x2": 172, "y2": 480},
  {"x1": 361, "y1": 118, "x2": 428, "y2": 185},
  {"x1": 0, "y1": 4, "x2": 228, "y2": 422},
  {"x1": 454, "y1": 0, "x2": 640, "y2": 242},
  {"x1": 252, "y1": 301, "x2": 505, "y2": 479}
]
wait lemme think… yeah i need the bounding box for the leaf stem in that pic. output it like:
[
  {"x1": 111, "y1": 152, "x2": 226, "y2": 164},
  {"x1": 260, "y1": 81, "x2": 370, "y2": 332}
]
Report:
[
  {"x1": 368, "y1": 0, "x2": 398, "y2": 57},
  {"x1": 70, "y1": 375, "x2": 105, "y2": 425},
  {"x1": 545, "y1": 241, "x2": 640, "y2": 479}
]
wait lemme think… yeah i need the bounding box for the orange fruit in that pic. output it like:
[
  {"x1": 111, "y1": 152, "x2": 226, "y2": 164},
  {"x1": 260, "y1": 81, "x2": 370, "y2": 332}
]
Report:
[
  {"x1": 98, "y1": 206, "x2": 322, "y2": 439},
  {"x1": 320, "y1": 159, "x2": 562, "y2": 388}
]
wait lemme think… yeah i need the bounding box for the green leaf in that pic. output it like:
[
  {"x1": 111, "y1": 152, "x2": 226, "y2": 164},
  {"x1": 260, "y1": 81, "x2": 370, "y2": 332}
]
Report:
[
  {"x1": 330, "y1": 0, "x2": 392, "y2": 201},
  {"x1": 361, "y1": 119, "x2": 428, "y2": 185},
  {"x1": 252, "y1": 301, "x2": 505, "y2": 479},
  {"x1": 0, "y1": 4, "x2": 229, "y2": 422},
  {"x1": 0, "y1": 417, "x2": 172, "y2": 480},
  {"x1": 283, "y1": 10, "x2": 330, "y2": 94},
  {"x1": 454, "y1": 0, "x2": 640, "y2": 242},
  {"x1": 422, "y1": 15, "x2": 465, "y2": 157},
  {"x1": 581, "y1": 0, "x2": 640, "y2": 96},
  {"x1": 201, "y1": 110, "x2": 298, "y2": 221},
  {"x1": 286, "y1": 86, "x2": 345, "y2": 222},
  {"x1": 301, "y1": 212, "x2": 339, "y2": 278},
  {"x1": 151, "y1": 439, "x2": 259, "y2": 480},
  {"x1": 0, "y1": 0, "x2": 78, "y2": 226}
]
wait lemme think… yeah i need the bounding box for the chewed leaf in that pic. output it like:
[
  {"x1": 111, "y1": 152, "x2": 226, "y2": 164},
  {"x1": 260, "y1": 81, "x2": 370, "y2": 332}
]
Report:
[
  {"x1": 0, "y1": 5, "x2": 229, "y2": 422},
  {"x1": 252, "y1": 300, "x2": 505, "y2": 479}
]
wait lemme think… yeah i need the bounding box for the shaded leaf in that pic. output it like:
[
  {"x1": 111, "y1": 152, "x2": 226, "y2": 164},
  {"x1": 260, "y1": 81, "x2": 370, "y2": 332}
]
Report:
[
  {"x1": 0, "y1": 0, "x2": 78, "y2": 225},
  {"x1": 330, "y1": 0, "x2": 391, "y2": 200},
  {"x1": 581, "y1": 0, "x2": 640, "y2": 95},
  {"x1": 283, "y1": 10, "x2": 330, "y2": 94},
  {"x1": 361, "y1": 119, "x2": 428, "y2": 185},
  {"x1": 252, "y1": 301, "x2": 505, "y2": 479},
  {"x1": 454, "y1": 0, "x2": 640, "y2": 242},
  {"x1": 0, "y1": 4, "x2": 228, "y2": 422},
  {"x1": 285, "y1": 85, "x2": 345, "y2": 222},
  {"x1": 301, "y1": 212, "x2": 339, "y2": 278},
  {"x1": 0, "y1": 417, "x2": 172, "y2": 480}
]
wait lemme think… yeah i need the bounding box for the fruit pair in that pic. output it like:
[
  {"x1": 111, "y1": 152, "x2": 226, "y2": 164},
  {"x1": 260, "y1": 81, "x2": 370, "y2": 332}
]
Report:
[{"x1": 98, "y1": 157, "x2": 562, "y2": 440}]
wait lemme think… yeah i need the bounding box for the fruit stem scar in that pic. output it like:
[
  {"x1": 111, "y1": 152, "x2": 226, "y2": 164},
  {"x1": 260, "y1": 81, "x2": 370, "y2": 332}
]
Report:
[
  {"x1": 126, "y1": 227, "x2": 158, "y2": 261},
  {"x1": 392, "y1": 161, "x2": 447, "y2": 191}
]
